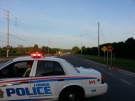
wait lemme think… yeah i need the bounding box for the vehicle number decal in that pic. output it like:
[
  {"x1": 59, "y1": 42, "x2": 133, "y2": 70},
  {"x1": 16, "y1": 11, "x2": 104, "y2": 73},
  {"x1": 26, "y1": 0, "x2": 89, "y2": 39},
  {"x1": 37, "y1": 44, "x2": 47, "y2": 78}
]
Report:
[{"x1": 89, "y1": 80, "x2": 95, "y2": 84}]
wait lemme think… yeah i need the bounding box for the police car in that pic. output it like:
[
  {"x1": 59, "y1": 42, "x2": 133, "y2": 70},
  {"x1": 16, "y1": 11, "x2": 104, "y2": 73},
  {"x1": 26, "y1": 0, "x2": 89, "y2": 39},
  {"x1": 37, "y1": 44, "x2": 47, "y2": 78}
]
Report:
[{"x1": 0, "y1": 52, "x2": 108, "y2": 101}]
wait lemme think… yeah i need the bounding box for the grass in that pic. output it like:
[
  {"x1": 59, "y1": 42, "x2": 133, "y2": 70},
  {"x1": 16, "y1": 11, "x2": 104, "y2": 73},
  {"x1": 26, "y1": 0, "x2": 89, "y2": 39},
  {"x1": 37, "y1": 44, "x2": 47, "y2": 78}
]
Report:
[
  {"x1": 74, "y1": 54, "x2": 135, "y2": 73},
  {"x1": 0, "y1": 56, "x2": 19, "y2": 59}
]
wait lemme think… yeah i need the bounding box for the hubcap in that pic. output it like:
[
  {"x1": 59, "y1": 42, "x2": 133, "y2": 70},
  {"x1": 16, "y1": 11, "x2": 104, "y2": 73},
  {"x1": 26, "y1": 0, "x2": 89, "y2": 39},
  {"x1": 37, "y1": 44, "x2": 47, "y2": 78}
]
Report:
[{"x1": 69, "y1": 93, "x2": 75, "y2": 101}]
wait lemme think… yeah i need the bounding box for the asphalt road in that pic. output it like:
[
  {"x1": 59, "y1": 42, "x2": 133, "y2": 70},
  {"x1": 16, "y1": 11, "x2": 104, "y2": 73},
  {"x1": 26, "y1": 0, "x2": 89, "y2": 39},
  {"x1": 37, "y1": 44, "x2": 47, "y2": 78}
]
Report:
[
  {"x1": 60, "y1": 55, "x2": 135, "y2": 101},
  {"x1": 0, "y1": 55, "x2": 135, "y2": 101}
]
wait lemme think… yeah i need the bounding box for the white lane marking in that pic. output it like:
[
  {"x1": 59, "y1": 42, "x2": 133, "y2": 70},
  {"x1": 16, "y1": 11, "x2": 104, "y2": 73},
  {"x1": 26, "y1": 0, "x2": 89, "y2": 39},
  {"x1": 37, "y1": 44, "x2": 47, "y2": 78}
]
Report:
[
  {"x1": 108, "y1": 73, "x2": 113, "y2": 76},
  {"x1": 120, "y1": 79, "x2": 131, "y2": 85}
]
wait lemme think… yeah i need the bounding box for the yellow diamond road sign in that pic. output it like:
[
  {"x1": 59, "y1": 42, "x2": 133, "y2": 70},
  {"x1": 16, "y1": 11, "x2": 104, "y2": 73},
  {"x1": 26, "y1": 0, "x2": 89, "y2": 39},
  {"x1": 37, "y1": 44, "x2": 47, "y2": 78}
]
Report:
[{"x1": 102, "y1": 46, "x2": 107, "y2": 52}]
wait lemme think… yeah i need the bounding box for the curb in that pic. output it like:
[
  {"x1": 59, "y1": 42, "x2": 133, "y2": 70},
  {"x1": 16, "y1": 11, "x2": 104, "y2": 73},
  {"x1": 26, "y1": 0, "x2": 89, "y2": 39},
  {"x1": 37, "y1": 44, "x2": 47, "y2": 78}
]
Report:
[
  {"x1": 84, "y1": 59, "x2": 135, "y2": 78},
  {"x1": 104, "y1": 66, "x2": 135, "y2": 78},
  {"x1": 117, "y1": 69, "x2": 135, "y2": 77}
]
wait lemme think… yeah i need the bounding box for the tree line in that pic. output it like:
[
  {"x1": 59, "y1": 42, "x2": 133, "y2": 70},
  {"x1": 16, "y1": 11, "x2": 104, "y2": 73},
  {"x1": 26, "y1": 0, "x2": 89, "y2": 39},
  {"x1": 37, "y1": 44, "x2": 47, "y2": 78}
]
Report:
[
  {"x1": 0, "y1": 37, "x2": 135, "y2": 59},
  {"x1": 72, "y1": 37, "x2": 135, "y2": 59},
  {"x1": 0, "y1": 44, "x2": 70, "y2": 57}
]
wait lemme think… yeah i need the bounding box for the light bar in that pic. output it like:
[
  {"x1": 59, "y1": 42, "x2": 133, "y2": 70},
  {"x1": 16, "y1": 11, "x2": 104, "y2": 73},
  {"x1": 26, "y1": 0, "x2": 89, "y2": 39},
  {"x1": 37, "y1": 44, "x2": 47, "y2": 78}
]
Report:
[{"x1": 31, "y1": 52, "x2": 42, "y2": 58}]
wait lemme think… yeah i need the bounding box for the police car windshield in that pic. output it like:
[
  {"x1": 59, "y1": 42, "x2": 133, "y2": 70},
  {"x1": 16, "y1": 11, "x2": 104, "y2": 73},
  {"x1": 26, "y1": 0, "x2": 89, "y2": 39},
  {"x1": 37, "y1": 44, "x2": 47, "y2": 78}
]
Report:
[{"x1": 0, "y1": 60, "x2": 13, "y2": 68}]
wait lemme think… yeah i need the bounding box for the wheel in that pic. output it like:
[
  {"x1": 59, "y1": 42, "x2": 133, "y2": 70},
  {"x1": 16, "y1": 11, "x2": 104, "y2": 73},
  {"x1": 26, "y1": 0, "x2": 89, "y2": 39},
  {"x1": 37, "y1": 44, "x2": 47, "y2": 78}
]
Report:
[{"x1": 59, "y1": 88, "x2": 84, "y2": 101}]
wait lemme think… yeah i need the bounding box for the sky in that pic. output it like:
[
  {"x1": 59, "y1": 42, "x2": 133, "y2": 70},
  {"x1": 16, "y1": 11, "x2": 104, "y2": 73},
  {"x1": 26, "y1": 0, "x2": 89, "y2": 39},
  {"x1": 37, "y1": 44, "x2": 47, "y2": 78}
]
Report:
[{"x1": 0, "y1": 0, "x2": 135, "y2": 49}]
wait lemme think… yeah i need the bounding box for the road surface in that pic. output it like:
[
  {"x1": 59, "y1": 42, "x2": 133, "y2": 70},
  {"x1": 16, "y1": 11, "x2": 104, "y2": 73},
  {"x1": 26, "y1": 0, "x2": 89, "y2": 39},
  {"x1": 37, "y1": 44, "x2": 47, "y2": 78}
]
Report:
[{"x1": 60, "y1": 55, "x2": 135, "y2": 101}]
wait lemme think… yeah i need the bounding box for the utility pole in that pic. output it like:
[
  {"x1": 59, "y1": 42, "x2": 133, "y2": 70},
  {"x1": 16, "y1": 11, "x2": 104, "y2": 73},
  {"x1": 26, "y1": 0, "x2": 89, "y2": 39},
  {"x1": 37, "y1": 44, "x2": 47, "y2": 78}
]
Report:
[
  {"x1": 98, "y1": 22, "x2": 100, "y2": 58},
  {"x1": 7, "y1": 10, "x2": 9, "y2": 57}
]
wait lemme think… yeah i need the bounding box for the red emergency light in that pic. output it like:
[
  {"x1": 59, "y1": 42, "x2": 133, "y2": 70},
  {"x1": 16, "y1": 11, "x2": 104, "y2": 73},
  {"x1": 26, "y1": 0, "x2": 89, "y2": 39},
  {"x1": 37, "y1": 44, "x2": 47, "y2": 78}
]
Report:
[{"x1": 31, "y1": 52, "x2": 42, "y2": 58}]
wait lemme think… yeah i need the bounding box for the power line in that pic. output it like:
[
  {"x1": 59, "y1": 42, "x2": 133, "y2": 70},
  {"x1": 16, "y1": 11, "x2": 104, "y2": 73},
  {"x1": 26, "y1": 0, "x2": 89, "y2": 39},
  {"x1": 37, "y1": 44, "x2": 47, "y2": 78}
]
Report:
[
  {"x1": 0, "y1": 8, "x2": 6, "y2": 11},
  {"x1": 1, "y1": 9, "x2": 99, "y2": 48},
  {"x1": 9, "y1": 12, "x2": 98, "y2": 40},
  {"x1": 0, "y1": 39, "x2": 19, "y2": 45},
  {"x1": 9, "y1": 12, "x2": 41, "y2": 38},
  {"x1": 101, "y1": 29, "x2": 106, "y2": 43},
  {"x1": 9, "y1": 34, "x2": 34, "y2": 45},
  {"x1": 0, "y1": 12, "x2": 6, "y2": 17},
  {"x1": 4, "y1": 31, "x2": 97, "y2": 40},
  {"x1": 0, "y1": 10, "x2": 36, "y2": 47}
]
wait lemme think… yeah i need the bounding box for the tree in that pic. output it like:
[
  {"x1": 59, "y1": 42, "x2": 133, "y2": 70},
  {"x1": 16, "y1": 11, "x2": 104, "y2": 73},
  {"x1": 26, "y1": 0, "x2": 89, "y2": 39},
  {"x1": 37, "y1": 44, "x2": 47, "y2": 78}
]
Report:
[
  {"x1": 121, "y1": 37, "x2": 135, "y2": 59},
  {"x1": 33, "y1": 44, "x2": 39, "y2": 52},
  {"x1": 17, "y1": 45, "x2": 24, "y2": 53},
  {"x1": 41, "y1": 46, "x2": 48, "y2": 54},
  {"x1": 12, "y1": 47, "x2": 17, "y2": 53},
  {"x1": 81, "y1": 46, "x2": 86, "y2": 53},
  {"x1": 72, "y1": 46, "x2": 80, "y2": 54}
]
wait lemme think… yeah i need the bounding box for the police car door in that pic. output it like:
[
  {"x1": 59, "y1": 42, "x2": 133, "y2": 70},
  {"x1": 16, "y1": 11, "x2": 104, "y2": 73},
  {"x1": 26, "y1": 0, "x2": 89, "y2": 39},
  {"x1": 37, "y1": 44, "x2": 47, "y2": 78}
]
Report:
[
  {"x1": 0, "y1": 60, "x2": 34, "y2": 101},
  {"x1": 29, "y1": 60, "x2": 68, "y2": 101}
]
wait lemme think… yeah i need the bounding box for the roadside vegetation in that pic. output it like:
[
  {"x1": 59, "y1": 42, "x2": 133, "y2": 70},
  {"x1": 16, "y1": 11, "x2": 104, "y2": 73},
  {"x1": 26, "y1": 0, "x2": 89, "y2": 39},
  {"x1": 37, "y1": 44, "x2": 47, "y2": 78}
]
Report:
[
  {"x1": 72, "y1": 37, "x2": 135, "y2": 60},
  {"x1": 0, "y1": 37, "x2": 135, "y2": 73},
  {"x1": 0, "y1": 44, "x2": 71, "y2": 57},
  {"x1": 74, "y1": 54, "x2": 135, "y2": 73},
  {"x1": 71, "y1": 37, "x2": 135, "y2": 73}
]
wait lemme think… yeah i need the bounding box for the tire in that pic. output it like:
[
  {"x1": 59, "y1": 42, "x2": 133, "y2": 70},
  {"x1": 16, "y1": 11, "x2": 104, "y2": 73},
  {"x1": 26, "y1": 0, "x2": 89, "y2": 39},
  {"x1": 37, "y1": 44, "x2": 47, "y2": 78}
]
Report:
[{"x1": 59, "y1": 88, "x2": 84, "y2": 101}]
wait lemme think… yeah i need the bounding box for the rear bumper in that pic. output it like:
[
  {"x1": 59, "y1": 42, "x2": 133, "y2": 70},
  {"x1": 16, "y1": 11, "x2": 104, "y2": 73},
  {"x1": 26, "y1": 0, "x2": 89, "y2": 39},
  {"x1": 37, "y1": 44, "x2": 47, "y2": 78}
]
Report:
[{"x1": 84, "y1": 83, "x2": 108, "y2": 98}]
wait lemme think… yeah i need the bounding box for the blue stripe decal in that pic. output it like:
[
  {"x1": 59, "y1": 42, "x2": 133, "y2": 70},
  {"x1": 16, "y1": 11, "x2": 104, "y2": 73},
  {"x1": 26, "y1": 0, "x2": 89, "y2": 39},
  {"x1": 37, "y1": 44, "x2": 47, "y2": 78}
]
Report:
[
  {"x1": 4, "y1": 98, "x2": 53, "y2": 101},
  {"x1": 30, "y1": 77, "x2": 97, "y2": 83},
  {"x1": 1, "y1": 77, "x2": 97, "y2": 86},
  {"x1": 30, "y1": 79, "x2": 58, "y2": 83},
  {"x1": 5, "y1": 100, "x2": 29, "y2": 101}
]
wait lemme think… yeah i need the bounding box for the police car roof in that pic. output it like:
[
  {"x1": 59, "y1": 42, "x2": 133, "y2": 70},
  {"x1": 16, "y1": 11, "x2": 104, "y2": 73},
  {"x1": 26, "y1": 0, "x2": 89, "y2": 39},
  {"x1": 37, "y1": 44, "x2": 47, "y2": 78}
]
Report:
[{"x1": 13, "y1": 56, "x2": 66, "y2": 62}]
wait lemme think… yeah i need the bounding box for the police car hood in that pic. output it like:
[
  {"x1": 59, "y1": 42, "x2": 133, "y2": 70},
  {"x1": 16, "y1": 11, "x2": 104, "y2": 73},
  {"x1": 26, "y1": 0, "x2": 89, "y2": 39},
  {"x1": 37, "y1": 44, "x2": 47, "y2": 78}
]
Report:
[{"x1": 76, "y1": 67, "x2": 101, "y2": 75}]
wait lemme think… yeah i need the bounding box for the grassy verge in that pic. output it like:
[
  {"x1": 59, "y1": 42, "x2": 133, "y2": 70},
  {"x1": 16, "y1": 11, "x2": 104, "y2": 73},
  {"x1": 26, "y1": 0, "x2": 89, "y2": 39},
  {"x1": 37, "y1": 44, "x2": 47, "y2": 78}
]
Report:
[
  {"x1": 74, "y1": 54, "x2": 135, "y2": 73},
  {"x1": 0, "y1": 56, "x2": 18, "y2": 59}
]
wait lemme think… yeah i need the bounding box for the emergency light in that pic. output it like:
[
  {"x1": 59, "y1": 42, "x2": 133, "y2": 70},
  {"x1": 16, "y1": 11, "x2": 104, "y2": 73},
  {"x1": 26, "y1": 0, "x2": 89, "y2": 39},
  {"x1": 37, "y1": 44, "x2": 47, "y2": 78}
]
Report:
[{"x1": 31, "y1": 52, "x2": 42, "y2": 58}]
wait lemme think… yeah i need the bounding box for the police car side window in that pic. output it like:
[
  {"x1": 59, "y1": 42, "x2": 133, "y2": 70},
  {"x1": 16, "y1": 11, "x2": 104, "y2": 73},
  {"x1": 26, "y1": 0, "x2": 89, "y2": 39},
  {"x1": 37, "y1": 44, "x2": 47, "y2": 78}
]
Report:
[{"x1": 35, "y1": 61, "x2": 65, "y2": 77}]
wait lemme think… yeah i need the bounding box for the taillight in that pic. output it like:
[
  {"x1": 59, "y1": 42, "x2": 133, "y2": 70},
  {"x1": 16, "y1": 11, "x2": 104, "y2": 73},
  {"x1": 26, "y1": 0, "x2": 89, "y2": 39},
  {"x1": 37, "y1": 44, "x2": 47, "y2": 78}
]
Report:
[{"x1": 101, "y1": 76, "x2": 104, "y2": 84}]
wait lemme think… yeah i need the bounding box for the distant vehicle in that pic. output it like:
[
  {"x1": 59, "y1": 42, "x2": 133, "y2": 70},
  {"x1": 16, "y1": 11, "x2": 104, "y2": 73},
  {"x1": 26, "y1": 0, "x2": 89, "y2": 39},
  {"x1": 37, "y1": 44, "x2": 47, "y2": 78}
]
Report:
[{"x1": 0, "y1": 52, "x2": 108, "y2": 101}]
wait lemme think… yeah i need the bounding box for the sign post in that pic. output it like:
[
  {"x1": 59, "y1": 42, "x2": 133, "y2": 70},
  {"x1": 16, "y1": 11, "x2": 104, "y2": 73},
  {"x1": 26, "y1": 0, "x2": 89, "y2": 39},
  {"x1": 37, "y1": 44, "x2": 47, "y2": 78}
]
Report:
[
  {"x1": 107, "y1": 45, "x2": 113, "y2": 68},
  {"x1": 107, "y1": 50, "x2": 108, "y2": 67},
  {"x1": 102, "y1": 46, "x2": 107, "y2": 61}
]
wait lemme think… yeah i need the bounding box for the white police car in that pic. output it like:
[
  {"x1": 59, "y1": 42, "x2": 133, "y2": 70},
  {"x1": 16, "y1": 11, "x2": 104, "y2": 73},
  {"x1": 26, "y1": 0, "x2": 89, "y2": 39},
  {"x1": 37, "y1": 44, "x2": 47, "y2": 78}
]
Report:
[{"x1": 0, "y1": 53, "x2": 108, "y2": 101}]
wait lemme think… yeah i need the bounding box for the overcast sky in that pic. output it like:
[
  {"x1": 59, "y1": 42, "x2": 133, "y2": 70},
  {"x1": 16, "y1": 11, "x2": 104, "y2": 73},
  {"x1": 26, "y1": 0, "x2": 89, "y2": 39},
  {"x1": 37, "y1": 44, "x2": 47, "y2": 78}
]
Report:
[{"x1": 0, "y1": 0, "x2": 135, "y2": 49}]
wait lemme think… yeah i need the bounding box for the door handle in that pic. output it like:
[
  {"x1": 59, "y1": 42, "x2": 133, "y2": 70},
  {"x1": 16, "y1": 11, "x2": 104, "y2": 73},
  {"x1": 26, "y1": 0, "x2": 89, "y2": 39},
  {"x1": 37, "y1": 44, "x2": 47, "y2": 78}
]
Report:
[{"x1": 58, "y1": 79, "x2": 64, "y2": 81}]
